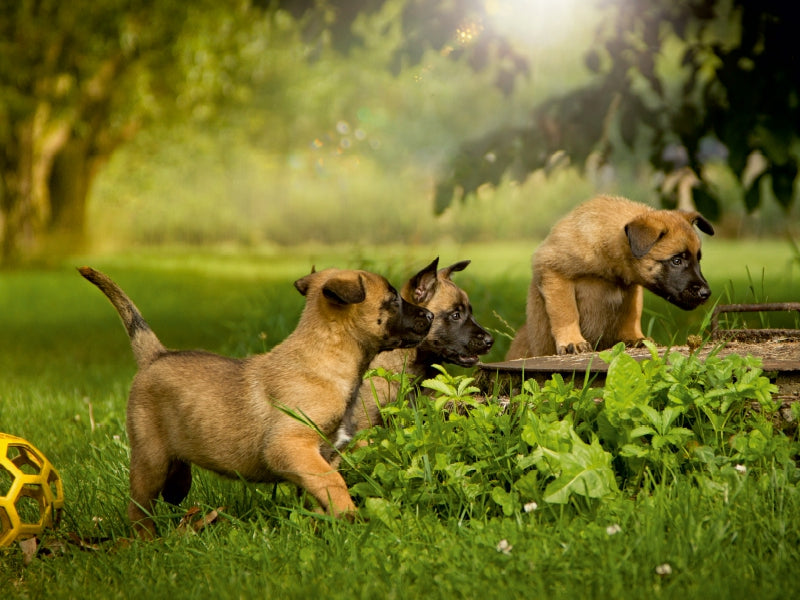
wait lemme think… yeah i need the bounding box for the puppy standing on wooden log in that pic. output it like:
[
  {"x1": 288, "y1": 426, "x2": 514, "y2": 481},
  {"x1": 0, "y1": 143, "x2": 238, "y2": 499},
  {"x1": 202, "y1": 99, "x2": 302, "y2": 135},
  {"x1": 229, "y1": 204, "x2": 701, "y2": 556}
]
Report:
[
  {"x1": 325, "y1": 258, "x2": 494, "y2": 461},
  {"x1": 79, "y1": 266, "x2": 433, "y2": 537},
  {"x1": 506, "y1": 195, "x2": 714, "y2": 359}
]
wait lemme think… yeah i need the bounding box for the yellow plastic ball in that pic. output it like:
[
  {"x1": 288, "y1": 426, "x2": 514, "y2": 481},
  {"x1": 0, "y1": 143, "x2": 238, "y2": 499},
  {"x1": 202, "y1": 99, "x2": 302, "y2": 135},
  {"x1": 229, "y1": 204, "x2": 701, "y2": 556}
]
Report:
[{"x1": 0, "y1": 433, "x2": 65, "y2": 547}]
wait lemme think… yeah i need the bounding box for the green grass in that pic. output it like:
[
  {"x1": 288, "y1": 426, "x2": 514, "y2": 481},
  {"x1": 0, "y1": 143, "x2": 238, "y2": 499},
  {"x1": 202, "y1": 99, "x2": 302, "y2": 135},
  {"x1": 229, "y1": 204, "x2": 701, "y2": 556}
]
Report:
[{"x1": 1, "y1": 241, "x2": 798, "y2": 598}]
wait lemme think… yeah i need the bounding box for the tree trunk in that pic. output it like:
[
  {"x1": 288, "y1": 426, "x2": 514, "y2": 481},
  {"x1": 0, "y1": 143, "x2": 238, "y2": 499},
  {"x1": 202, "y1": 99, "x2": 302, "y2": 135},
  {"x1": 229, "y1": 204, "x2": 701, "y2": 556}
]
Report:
[
  {"x1": 0, "y1": 51, "x2": 128, "y2": 266},
  {"x1": 45, "y1": 139, "x2": 94, "y2": 257},
  {"x1": 1, "y1": 139, "x2": 105, "y2": 265},
  {"x1": 0, "y1": 119, "x2": 41, "y2": 266}
]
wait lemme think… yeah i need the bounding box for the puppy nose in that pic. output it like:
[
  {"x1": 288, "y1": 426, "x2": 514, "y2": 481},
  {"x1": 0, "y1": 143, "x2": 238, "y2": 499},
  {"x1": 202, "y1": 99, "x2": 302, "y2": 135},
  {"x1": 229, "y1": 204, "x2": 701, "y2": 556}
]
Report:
[
  {"x1": 696, "y1": 286, "x2": 711, "y2": 300},
  {"x1": 417, "y1": 307, "x2": 433, "y2": 323},
  {"x1": 470, "y1": 331, "x2": 494, "y2": 353}
]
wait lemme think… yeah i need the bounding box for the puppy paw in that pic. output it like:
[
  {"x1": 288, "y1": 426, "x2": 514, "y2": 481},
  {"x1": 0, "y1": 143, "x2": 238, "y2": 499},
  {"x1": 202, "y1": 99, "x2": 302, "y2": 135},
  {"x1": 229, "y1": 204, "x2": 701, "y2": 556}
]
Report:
[
  {"x1": 622, "y1": 336, "x2": 653, "y2": 348},
  {"x1": 556, "y1": 340, "x2": 592, "y2": 355},
  {"x1": 337, "y1": 506, "x2": 360, "y2": 523}
]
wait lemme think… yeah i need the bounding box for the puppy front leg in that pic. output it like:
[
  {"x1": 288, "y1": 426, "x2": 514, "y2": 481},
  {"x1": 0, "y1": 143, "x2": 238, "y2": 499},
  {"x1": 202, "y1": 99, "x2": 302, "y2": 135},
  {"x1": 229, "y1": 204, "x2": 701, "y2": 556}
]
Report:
[
  {"x1": 617, "y1": 285, "x2": 649, "y2": 347},
  {"x1": 539, "y1": 269, "x2": 592, "y2": 354},
  {"x1": 268, "y1": 438, "x2": 357, "y2": 518}
]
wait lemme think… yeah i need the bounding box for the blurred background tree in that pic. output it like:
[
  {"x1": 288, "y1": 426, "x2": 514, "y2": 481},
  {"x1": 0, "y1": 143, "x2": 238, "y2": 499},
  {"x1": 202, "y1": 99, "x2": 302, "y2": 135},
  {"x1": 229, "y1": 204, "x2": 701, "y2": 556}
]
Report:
[
  {"x1": 0, "y1": 0, "x2": 526, "y2": 263},
  {"x1": 0, "y1": 0, "x2": 221, "y2": 264},
  {"x1": 436, "y1": 0, "x2": 800, "y2": 221},
  {"x1": 1, "y1": 0, "x2": 796, "y2": 265}
]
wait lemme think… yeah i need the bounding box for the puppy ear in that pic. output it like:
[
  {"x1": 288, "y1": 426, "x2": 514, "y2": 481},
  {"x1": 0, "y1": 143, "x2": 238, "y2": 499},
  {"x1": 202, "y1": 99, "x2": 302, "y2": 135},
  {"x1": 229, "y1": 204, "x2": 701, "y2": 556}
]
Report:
[
  {"x1": 625, "y1": 218, "x2": 665, "y2": 259},
  {"x1": 682, "y1": 211, "x2": 715, "y2": 236},
  {"x1": 293, "y1": 266, "x2": 317, "y2": 296},
  {"x1": 294, "y1": 275, "x2": 311, "y2": 296},
  {"x1": 322, "y1": 274, "x2": 366, "y2": 305},
  {"x1": 439, "y1": 260, "x2": 470, "y2": 280},
  {"x1": 408, "y1": 257, "x2": 439, "y2": 305}
]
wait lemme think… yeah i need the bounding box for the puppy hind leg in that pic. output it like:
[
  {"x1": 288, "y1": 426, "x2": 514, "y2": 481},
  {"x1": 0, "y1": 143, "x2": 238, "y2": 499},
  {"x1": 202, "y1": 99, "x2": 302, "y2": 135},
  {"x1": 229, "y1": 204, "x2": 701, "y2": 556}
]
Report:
[
  {"x1": 128, "y1": 449, "x2": 171, "y2": 539},
  {"x1": 162, "y1": 460, "x2": 192, "y2": 505}
]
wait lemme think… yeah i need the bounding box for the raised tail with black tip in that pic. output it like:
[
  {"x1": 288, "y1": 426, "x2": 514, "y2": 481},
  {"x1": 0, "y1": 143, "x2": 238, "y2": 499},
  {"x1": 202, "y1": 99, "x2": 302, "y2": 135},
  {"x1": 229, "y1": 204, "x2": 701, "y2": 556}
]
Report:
[{"x1": 78, "y1": 267, "x2": 166, "y2": 367}]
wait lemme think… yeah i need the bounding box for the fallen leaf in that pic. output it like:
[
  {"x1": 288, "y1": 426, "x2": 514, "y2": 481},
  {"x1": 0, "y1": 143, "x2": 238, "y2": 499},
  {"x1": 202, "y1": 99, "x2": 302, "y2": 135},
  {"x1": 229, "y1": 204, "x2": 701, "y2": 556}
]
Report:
[
  {"x1": 67, "y1": 531, "x2": 109, "y2": 551},
  {"x1": 177, "y1": 505, "x2": 202, "y2": 533},
  {"x1": 19, "y1": 537, "x2": 38, "y2": 566},
  {"x1": 177, "y1": 505, "x2": 225, "y2": 534},
  {"x1": 192, "y1": 508, "x2": 221, "y2": 532}
]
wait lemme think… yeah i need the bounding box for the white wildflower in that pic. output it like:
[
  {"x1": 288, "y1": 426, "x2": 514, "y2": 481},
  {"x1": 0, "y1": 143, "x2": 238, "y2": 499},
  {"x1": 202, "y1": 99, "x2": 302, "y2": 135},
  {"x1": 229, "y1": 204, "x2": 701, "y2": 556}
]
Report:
[
  {"x1": 523, "y1": 501, "x2": 538, "y2": 513},
  {"x1": 655, "y1": 563, "x2": 672, "y2": 576},
  {"x1": 735, "y1": 464, "x2": 747, "y2": 474},
  {"x1": 496, "y1": 539, "x2": 513, "y2": 555},
  {"x1": 606, "y1": 524, "x2": 622, "y2": 535}
]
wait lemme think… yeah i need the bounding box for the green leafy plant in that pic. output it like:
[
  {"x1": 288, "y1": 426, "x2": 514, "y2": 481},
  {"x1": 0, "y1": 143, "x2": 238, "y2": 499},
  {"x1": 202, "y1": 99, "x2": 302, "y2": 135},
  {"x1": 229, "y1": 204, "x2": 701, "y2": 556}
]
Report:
[
  {"x1": 345, "y1": 342, "x2": 797, "y2": 519},
  {"x1": 520, "y1": 414, "x2": 618, "y2": 504}
]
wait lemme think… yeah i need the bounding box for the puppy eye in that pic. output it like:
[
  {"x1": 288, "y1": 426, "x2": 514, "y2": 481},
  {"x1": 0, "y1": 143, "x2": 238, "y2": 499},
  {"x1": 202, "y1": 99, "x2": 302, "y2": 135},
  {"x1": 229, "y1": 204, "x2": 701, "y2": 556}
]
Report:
[
  {"x1": 450, "y1": 311, "x2": 461, "y2": 321},
  {"x1": 671, "y1": 256, "x2": 683, "y2": 267}
]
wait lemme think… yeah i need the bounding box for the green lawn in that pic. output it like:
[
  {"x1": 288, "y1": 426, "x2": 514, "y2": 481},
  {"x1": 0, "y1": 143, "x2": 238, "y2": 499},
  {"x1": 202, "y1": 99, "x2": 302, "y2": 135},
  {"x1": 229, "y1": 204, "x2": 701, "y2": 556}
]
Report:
[{"x1": 1, "y1": 240, "x2": 798, "y2": 598}]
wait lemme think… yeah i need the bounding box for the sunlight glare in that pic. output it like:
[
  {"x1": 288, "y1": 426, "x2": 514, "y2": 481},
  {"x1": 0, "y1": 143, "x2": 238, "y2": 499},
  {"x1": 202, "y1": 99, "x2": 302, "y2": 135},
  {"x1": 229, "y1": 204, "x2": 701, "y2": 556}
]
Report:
[{"x1": 486, "y1": 0, "x2": 593, "y2": 49}]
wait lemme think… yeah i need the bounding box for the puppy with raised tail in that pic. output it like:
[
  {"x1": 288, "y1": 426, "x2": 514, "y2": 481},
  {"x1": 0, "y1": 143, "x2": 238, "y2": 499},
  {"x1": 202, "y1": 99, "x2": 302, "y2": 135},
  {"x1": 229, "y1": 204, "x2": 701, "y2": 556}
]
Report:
[
  {"x1": 506, "y1": 195, "x2": 714, "y2": 359},
  {"x1": 80, "y1": 266, "x2": 433, "y2": 537}
]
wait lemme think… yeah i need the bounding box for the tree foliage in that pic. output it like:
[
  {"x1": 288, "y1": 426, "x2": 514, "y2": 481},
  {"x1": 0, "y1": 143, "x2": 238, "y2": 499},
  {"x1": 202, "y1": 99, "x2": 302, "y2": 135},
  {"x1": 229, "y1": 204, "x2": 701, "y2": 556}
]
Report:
[
  {"x1": 435, "y1": 0, "x2": 800, "y2": 219},
  {"x1": 3, "y1": 1, "x2": 795, "y2": 264},
  {"x1": 0, "y1": 0, "x2": 527, "y2": 264},
  {"x1": 282, "y1": 0, "x2": 528, "y2": 93}
]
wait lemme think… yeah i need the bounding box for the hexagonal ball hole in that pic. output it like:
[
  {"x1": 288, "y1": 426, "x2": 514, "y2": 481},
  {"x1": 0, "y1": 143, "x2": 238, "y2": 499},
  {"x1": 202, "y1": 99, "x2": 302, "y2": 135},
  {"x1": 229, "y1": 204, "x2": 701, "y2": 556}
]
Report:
[
  {"x1": 0, "y1": 504, "x2": 11, "y2": 533},
  {"x1": 0, "y1": 464, "x2": 12, "y2": 497},
  {"x1": 48, "y1": 475, "x2": 60, "y2": 503},
  {"x1": 0, "y1": 504, "x2": 15, "y2": 547},
  {"x1": 16, "y1": 485, "x2": 45, "y2": 526},
  {"x1": 7, "y1": 445, "x2": 42, "y2": 476}
]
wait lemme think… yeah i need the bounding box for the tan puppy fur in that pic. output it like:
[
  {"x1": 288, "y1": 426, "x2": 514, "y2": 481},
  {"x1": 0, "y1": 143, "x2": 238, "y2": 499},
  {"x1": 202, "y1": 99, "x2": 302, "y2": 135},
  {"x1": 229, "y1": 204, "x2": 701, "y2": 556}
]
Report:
[
  {"x1": 506, "y1": 195, "x2": 714, "y2": 359},
  {"x1": 79, "y1": 266, "x2": 433, "y2": 537},
  {"x1": 323, "y1": 258, "x2": 493, "y2": 464}
]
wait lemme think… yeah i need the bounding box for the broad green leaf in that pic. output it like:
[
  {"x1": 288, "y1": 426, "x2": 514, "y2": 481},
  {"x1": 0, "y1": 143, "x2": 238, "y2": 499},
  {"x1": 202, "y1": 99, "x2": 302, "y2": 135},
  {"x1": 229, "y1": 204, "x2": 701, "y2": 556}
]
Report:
[
  {"x1": 630, "y1": 425, "x2": 656, "y2": 439},
  {"x1": 665, "y1": 427, "x2": 694, "y2": 445},
  {"x1": 517, "y1": 453, "x2": 538, "y2": 470},
  {"x1": 364, "y1": 497, "x2": 401, "y2": 527},
  {"x1": 604, "y1": 350, "x2": 651, "y2": 428},
  {"x1": 529, "y1": 425, "x2": 619, "y2": 504},
  {"x1": 620, "y1": 443, "x2": 650, "y2": 458},
  {"x1": 491, "y1": 486, "x2": 520, "y2": 516},
  {"x1": 513, "y1": 470, "x2": 540, "y2": 498},
  {"x1": 455, "y1": 377, "x2": 478, "y2": 396},
  {"x1": 542, "y1": 436, "x2": 618, "y2": 504},
  {"x1": 422, "y1": 378, "x2": 456, "y2": 397}
]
